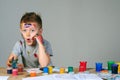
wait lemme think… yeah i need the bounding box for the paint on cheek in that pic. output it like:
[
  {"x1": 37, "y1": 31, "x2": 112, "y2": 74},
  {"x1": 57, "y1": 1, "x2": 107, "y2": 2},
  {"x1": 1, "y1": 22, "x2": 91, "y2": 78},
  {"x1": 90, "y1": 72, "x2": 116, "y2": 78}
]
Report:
[{"x1": 32, "y1": 33, "x2": 39, "y2": 40}]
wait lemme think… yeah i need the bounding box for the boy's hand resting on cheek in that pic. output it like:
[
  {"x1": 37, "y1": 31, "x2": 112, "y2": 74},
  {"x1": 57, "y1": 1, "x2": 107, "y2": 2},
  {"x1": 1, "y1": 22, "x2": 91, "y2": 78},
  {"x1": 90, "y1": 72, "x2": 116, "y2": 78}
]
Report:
[{"x1": 35, "y1": 35, "x2": 43, "y2": 44}]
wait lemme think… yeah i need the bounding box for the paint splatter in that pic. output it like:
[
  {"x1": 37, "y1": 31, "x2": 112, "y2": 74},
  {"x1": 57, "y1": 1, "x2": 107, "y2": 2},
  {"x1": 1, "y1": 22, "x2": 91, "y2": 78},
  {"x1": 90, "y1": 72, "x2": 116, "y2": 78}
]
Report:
[
  {"x1": 19, "y1": 40, "x2": 22, "y2": 45},
  {"x1": 27, "y1": 51, "x2": 30, "y2": 55},
  {"x1": 34, "y1": 53, "x2": 38, "y2": 58}
]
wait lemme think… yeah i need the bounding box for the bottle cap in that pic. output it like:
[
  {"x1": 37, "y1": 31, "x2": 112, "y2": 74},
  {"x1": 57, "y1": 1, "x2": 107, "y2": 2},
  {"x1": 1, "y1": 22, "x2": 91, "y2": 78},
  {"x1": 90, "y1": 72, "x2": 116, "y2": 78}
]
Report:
[
  {"x1": 43, "y1": 67, "x2": 48, "y2": 73},
  {"x1": 68, "y1": 66, "x2": 73, "y2": 73}
]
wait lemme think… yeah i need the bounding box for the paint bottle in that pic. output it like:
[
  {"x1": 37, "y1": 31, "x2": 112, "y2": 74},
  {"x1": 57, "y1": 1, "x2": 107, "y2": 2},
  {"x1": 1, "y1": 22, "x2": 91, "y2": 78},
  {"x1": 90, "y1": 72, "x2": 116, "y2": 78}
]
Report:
[
  {"x1": 30, "y1": 70, "x2": 36, "y2": 77},
  {"x1": 79, "y1": 61, "x2": 87, "y2": 72},
  {"x1": 95, "y1": 62, "x2": 103, "y2": 72},
  {"x1": 111, "y1": 64, "x2": 118, "y2": 74},
  {"x1": 43, "y1": 67, "x2": 48, "y2": 75},
  {"x1": 12, "y1": 59, "x2": 18, "y2": 69},
  {"x1": 7, "y1": 67, "x2": 12, "y2": 74},
  {"x1": 12, "y1": 68, "x2": 18, "y2": 76},
  {"x1": 48, "y1": 66, "x2": 53, "y2": 74},
  {"x1": 107, "y1": 61, "x2": 115, "y2": 71},
  {"x1": 116, "y1": 62, "x2": 120, "y2": 73},
  {"x1": 18, "y1": 64, "x2": 23, "y2": 72},
  {"x1": 68, "y1": 66, "x2": 74, "y2": 74},
  {"x1": 60, "y1": 67, "x2": 65, "y2": 74}
]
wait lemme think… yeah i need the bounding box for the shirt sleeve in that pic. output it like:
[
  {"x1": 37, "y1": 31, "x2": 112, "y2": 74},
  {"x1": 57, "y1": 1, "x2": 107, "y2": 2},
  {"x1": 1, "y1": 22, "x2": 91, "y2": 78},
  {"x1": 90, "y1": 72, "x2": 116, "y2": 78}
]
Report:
[
  {"x1": 44, "y1": 40, "x2": 53, "y2": 56},
  {"x1": 12, "y1": 41, "x2": 22, "y2": 56}
]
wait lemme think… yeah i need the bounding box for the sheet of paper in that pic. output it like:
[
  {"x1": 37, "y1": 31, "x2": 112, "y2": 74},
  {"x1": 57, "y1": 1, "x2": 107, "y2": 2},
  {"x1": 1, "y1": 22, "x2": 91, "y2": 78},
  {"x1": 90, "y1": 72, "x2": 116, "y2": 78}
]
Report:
[
  {"x1": 74, "y1": 73, "x2": 103, "y2": 80},
  {"x1": 22, "y1": 74, "x2": 76, "y2": 80},
  {"x1": 53, "y1": 74, "x2": 76, "y2": 80},
  {"x1": 0, "y1": 76, "x2": 9, "y2": 80},
  {"x1": 24, "y1": 68, "x2": 42, "y2": 73},
  {"x1": 22, "y1": 75, "x2": 54, "y2": 80},
  {"x1": 22, "y1": 73, "x2": 103, "y2": 80}
]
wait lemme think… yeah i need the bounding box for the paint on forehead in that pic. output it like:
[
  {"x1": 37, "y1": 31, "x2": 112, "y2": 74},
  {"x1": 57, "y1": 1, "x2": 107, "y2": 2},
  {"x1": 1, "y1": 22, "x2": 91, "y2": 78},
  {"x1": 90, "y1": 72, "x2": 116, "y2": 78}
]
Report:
[
  {"x1": 24, "y1": 23, "x2": 32, "y2": 28},
  {"x1": 24, "y1": 23, "x2": 37, "y2": 28}
]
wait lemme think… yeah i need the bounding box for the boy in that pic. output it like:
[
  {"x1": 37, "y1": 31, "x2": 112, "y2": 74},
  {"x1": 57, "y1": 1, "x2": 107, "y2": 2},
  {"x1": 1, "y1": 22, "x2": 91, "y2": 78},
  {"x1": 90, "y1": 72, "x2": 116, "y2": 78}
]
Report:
[{"x1": 6, "y1": 12, "x2": 53, "y2": 68}]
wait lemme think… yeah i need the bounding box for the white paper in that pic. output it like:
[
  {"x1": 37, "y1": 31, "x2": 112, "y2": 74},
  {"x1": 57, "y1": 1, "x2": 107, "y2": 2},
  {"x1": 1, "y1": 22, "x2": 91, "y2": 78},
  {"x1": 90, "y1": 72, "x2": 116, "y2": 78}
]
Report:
[
  {"x1": 24, "y1": 68, "x2": 42, "y2": 73},
  {"x1": 22, "y1": 75, "x2": 54, "y2": 80},
  {"x1": 22, "y1": 74, "x2": 76, "y2": 80},
  {"x1": 53, "y1": 74, "x2": 76, "y2": 80},
  {"x1": 74, "y1": 73, "x2": 103, "y2": 80},
  {"x1": 22, "y1": 73, "x2": 103, "y2": 80},
  {"x1": 0, "y1": 76, "x2": 9, "y2": 80}
]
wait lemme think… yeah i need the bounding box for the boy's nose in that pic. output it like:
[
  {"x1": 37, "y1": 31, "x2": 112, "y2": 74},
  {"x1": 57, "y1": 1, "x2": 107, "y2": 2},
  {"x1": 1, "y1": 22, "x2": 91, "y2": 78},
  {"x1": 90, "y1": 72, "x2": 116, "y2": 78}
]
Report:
[{"x1": 26, "y1": 32, "x2": 30, "y2": 37}]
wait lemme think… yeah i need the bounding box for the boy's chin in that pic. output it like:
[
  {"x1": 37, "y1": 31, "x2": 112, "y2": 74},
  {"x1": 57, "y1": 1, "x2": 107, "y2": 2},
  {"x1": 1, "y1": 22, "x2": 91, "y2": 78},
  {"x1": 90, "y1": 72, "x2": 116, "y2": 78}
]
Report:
[
  {"x1": 25, "y1": 39, "x2": 36, "y2": 46},
  {"x1": 26, "y1": 42, "x2": 34, "y2": 46},
  {"x1": 26, "y1": 42, "x2": 36, "y2": 46}
]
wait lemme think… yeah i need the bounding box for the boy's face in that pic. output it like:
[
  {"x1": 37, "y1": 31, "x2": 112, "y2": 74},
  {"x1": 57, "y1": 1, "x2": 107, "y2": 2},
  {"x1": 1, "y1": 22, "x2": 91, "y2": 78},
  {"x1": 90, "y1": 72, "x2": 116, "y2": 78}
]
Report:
[{"x1": 20, "y1": 22, "x2": 42, "y2": 46}]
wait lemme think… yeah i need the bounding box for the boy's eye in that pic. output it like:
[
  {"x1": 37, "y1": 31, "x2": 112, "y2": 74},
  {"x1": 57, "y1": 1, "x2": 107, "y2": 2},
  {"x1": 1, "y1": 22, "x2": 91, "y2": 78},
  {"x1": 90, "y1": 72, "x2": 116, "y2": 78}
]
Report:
[
  {"x1": 22, "y1": 30, "x2": 26, "y2": 32},
  {"x1": 31, "y1": 30, "x2": 35, "y2": 32}
]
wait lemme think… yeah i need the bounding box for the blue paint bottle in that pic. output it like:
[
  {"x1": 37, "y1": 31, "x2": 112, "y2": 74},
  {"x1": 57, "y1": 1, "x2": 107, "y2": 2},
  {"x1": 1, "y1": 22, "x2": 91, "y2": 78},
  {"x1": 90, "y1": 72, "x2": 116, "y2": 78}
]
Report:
[{"x1": 111, "y1": 64, "x2": 118, "y2": 74}]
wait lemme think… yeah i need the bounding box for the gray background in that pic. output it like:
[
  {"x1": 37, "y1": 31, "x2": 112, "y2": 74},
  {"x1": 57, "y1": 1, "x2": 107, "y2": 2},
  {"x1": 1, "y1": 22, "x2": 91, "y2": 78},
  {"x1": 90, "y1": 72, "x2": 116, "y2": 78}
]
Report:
[{"x1": 0, "y1": 0, "x2": 120, "y2": 68}]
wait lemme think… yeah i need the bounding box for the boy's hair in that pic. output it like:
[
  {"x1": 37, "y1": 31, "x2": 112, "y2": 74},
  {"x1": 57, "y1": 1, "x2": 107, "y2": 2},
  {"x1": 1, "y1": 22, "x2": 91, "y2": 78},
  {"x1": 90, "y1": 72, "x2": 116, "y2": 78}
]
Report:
[{"x1": 20, "y1": 12, "x2": 42, "y2": 29}]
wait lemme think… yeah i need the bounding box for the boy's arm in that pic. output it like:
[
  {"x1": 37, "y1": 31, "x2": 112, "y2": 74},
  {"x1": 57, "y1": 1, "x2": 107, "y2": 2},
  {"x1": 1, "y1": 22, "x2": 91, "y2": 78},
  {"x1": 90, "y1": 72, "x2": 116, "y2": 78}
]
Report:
[
  {"x1": 6, "y1": 53, "x2": 18, "y2": 67},
  {"x1": 36, "y1": 35, "x2": 50, "y2": 68}
]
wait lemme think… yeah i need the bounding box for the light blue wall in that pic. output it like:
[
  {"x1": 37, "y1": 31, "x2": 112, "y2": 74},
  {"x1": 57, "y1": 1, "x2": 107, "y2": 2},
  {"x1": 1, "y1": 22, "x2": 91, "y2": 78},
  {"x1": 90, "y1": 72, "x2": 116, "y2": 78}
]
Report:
[{"x1": 0, "y1": 0, "x2": 120, "y2": 68}]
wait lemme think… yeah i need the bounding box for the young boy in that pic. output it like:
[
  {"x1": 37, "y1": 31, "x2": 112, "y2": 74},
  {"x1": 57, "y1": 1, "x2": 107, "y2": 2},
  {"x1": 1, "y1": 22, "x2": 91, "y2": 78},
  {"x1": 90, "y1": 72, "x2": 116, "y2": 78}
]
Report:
[{"x1": 6, "y1": 12, "x2": 53, "y2": 68}]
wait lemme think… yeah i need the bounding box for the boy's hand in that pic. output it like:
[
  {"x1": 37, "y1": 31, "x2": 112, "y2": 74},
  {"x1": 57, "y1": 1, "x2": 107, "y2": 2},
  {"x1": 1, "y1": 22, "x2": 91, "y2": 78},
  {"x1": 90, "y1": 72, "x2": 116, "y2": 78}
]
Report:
[
  {"x1": 35, "y1": 35, "x2": 43, "y2": 44},
  {"x1": 7, "y1": 59, "x2": 12, "y2": 67},
  {"x1": 6, "y1": 54, "x2": 18, "y2": 67}
]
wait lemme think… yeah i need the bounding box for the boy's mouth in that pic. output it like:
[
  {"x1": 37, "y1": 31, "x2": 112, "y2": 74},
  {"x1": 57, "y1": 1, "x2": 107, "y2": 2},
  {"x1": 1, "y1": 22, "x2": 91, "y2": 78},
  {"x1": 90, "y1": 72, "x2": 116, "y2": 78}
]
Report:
[
  {"x1": 25, "y1": 34, "x2": 38, "y2": 43},
  {"x1": 26, "y1": 38, "x2": 32, "y2": 43}
]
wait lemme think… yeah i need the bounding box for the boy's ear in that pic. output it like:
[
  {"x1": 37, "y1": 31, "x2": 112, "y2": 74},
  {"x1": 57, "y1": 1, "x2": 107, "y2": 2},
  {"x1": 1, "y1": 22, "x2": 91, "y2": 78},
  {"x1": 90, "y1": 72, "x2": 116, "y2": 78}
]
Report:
[{"x1": 39, "y1": 28, "x2": 43, "y2": 35}]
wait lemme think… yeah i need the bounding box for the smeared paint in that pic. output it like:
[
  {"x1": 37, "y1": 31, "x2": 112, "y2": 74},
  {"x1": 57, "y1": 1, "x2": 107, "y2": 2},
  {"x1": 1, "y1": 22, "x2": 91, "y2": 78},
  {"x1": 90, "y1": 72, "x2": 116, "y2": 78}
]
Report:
[
  {"x1": 24, "y1": 23, "x2": 32, "y2": 28},
  {"x1": 33, "y1": 23, "x2": 37, "y2": 28}
]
